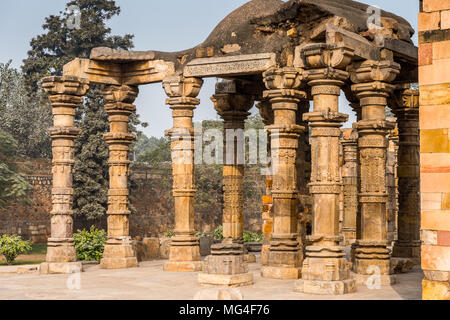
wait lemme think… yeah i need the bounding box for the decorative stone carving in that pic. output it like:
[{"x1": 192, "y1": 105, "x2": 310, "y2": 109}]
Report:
[
  {"x1": 163, "y1": 76, "x2": 204, "y2": 272},
  {"x1": 390, "y1": 87, "x2": 420, "y2": 264},
  {"x1": 260, "y1": 67, "x2": 306, "y2": 280},
  {"x1": 100, "y1": 84, "x2": 139, "y2": 269},
  {"x1": 294, "y1": 44, "x2": 355, "y2": 295},
  {"x1": 40, "y1": 76, "x2": 89, "y2": 274},
  {"x1": 349, "y1": 59, "x2": 400, "y2": 284}
]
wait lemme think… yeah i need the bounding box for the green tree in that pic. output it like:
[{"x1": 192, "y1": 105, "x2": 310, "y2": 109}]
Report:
[
  {"x1": 0, "y1": 130, "x2": 31, "y2": 209},
  {"x1": 22, "y1": 0, "x2": 136, "y2": 220},
  {"x1": 0, "y1": 62, "x2": 52, "y2": 158}
]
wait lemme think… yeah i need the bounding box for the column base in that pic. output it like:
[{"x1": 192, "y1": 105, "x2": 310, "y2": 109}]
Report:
[
  {"x1": 261, "y1": 244, "x2": 270, "y2": 266},
  {"x1": 163, "y1": 260, "x2": 203, "y2": 272},
  {"x1": 40, "y1": 262, "x2": 83, "y2": 275},
  {"x1": 354, "y1": 258, "x2": 392, "y2": 275},
  {"x1": 198, "y1": 272, "x2": 254, "y2": 287},
  {"x1": 422, "y1": 279, "x2": 450, "y2": 300},
  {"x1": 351, "y1": 272, "x2": 397, "y2": 286},
  {"x1": 46, "y1": 239, "x2": 77, "y2": 263},
  {"x1": 100, "y1": 240, "x2": 138, "y2": 269},
  {"x1": 244, "y1": 254, "x2": 256, "y2": 263},
  {"x1": 392, "y1": 241, "x2": 421, "y2": 265},
  {"x1": 294, "y1": 279, "x2": 356, "y2": 295},
  {"x1": 261, "y1": 266, "x2": 301, "y2": 279}
]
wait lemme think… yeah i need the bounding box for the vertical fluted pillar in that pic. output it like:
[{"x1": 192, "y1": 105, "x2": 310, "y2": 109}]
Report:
[
  {"x1": 260, "y1": 67, "x2": 305, "y2": 280},
  {"x1": 294, "y1": 44, "x2": 356, "y2": 295},
  {"x1": 100, "y1": 84, "x2": 139, "y2": 269},
  {"x1": 350, "y1": 60, "x2": 400, "y2": 284},
  {"x1": 41, "y1": 76, "x2": 89, "y2": 274},
  {"x1": 163, "y1": 76, "x2": 203, "y2": 272},
  {"x1": 341, "y1": 129, "x2": 359, "y2": 245},
  {"x1": 391, "y1": 88, "x2": 421, "y2": 264}
]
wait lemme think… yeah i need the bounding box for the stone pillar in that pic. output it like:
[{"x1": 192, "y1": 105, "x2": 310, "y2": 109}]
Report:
[
  {"x1": 341, "y1": 129, "x2": 359, "y2": 245},
  {"x1": 391, "y1": 88, "x2": 421, "y2": 264},
  {"x1": 349, "y1": 60, "x2": 401, "y2": 285},
  {"x1": 40, "y1": 76, "x2": 89, "y2": 274},
  {"x1": 294, "y1": 44, "x2": 356, "y2": 295},
  {"x1": 163, "y1": 76, "x2": 203, "y2": 272},
  {"x1": 100, "y1": 84, "x2": 139, "y2": 269},
  {"x1": 387, "y1": 127, "x2": 399, "y2": 243},
  {"x1": 260, "y1": 67, "x2": 305, "y2": 280},
  {"x1": 199, "y1": 85, "x2": 255, "y2": 287},
  {"x1": 256, "y1": 100, "x2": 274, "y2": 267}
]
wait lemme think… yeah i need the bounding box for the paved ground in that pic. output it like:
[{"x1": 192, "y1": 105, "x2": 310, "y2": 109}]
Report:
[{"x1": 0, "y1": 256, "x2": 422, "y2": 300}]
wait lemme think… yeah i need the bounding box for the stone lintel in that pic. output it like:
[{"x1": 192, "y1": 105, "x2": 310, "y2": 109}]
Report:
[
  {"x1": 375, "y1": 37, "x2": 418, "y2": 64},
  {"x1": 184, "y1": 53, "x2": 277, "y2": 78},
  {"x1": 63, "y1": 58, "x2": 175, "y2": 86}
]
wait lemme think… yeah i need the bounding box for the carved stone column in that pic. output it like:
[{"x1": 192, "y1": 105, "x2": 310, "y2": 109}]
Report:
[
  {"x1": 391, "y1": 88, "x2": 421, "y2": 264},
  {"x1": 100, "y1": 84, "x2": 139, "y2": 269},
  {"x1": 199, "y1": 85, "x2": 255, "y2": 287},
  {"x1": 256, "y1": 100, "x2": 274, "y2": 267},
  {"x1": 40, "y1": 76, "x2": 89, "y2": 274},
  {"x1": 260, "y1": 67, "x2": 305, "y2": 280},
  {"x1": 341, "y1": 129, "x2": 359, "y2": 245},
  {"x1": 294, "y1": 44, "x2": 356, "y2": 295},
  {"x1": 163, "y1": 76, "x2": 203, "y2": 272},
  {"x1": 350, "y1": 60, "x2": 400, "y2": 285}
]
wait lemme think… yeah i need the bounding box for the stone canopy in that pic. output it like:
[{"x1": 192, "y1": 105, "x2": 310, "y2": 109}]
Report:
[{"x1": 64, "y1": 0, "x2": 417, "y2": 88}]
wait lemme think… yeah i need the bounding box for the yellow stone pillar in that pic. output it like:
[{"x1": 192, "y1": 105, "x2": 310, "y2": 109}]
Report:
[
  {"x1": 350, "y1": 60, "x2": 400, "y2": 285},
  {"x1": 41, "y1": 75, "x2": 89, "y2": 274},
  {"x1": 260, "y1": 67, "x2": 305, "y2": 279},
  {"x1": 100, "y1": 84, "x2": 139, "y2": 269},
  {"x1": 212, "y1": 91, "x2": 254, "y2": 244},
  {"x1": 163, "y1": 76, "x2": 203, "y2": 272},
  {"x1": 294, "y1": 44, "x2": 356, "y2": 295},
  {"x1": 391, "y1": 87, "x2": 421, "y2": 264}
]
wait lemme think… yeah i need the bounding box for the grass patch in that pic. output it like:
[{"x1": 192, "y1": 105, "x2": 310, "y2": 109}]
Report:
[
  {"x1": 29, "y1": 244, "x2": 47, "y2": 255},
  {"x1": 0, "y1": 259, "x2": 44, "y2": 266}
]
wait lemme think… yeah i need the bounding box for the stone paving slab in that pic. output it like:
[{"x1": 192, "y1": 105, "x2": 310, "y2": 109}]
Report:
[{"x1": 0, "y1": 257, "x2": 423, "y2": 300}]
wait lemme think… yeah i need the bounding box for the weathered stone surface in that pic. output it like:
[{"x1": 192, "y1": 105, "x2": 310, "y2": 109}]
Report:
[
  {"x1": 198, "y1": 273, "x2": 254, "y2": 288},
  {"x1": 294, "y1": 279, "x2": 356, "y2": 295},
  {"x1": 422, "y1": 280, "x2": 450, "y2": 300},
  {"x1": 163, "y1": 261, "x2": 203, "y2": 272},
  {"x1": 193, "y1": 288, "x2": 244, "y2": 300},
  {"x1": 40, "y1": 262, "x2": 83, "y2": 275},
  {"x1": 351, "y1": 272, "x2": 398, "y2": 286},
  {"x1": 261, "y1": 266, "x2": 301, "y2": 280}
]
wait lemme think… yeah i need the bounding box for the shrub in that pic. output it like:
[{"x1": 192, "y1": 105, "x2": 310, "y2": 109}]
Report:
[
  {"x1": 243, "y1": 231, "x2": 263, "y2": 243},
  {"x1": 73, "y1": 226, "x2": 106, "y2": 262},
  {"x1": 0, "y1": 234, "x2": 32, "y2": 265},
  {"x1": 211, "y1": 226, "x2": 223, "y2": 240},
  {"x1": 164, "y1": 230, "x2": 175, "y2": 238}
]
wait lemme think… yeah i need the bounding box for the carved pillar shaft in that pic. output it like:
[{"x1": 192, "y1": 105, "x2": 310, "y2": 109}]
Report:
[
  {"x1": 41, "y1": 76, "x2": 88, "y2": 267},
  {"x1": 392, "y1": 89, "x2": 421, "y2": 263},
  {"x1": 341, "y1": 129, "x2": 359, "y2": 245},
  {"x1": 350, "y1": 60, "x2": 400, "y2": 278},
  {"x1": 261, "y1": 67, "x2": 305, "y2": 279},
  {"x1": 100, "y1": 84, "x2": 139, "y2": 269},
  {"x1": 163, "y1": 76, "x2": 203, "y2": 272}
]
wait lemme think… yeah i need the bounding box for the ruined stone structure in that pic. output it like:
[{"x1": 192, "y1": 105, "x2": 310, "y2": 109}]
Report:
[
  {"x1": 418, "y1": 0, "x2": 450, "y2": 300},
  {"x1": 39, "y1": 0, "x2": 426, "y2": 296}
]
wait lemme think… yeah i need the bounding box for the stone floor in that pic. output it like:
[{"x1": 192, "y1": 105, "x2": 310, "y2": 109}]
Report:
[{"x1": 0, "y1": 256, "x2": 422, "y2": 300}]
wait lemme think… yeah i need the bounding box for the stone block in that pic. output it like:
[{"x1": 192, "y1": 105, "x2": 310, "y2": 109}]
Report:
[
  {"x1": 351, "y1": 273, "x2": 397, "y2": 286},
  {"x1": 204, "y1": 255, "x2": 248, "y2": 275},
  {"x1": 354, "y1": 259, "x2": 391, "y2": 275},
  {"x1": 421, "y1": 193, "x2": 442, "y2": 210},
  {"x1": 198, "y1": 272, "x2": 254, "y2": 287},
  {"x1": 261, "y1": 244, "x2": 270, "y2": 266},
  {"x1": 420, "y1": 104, "x2": 450, "y2": 130},
  {"x1": 422, "y1": 245, "x2": 450, "y2": 271},
  {"x1": 193, "y1": 288, "x2": 244, "y2": 300},
  {"x1": 159, "y1": 238, "x2": 171, "y2": 259},
  {"x1": 422, "y1": 279, "x2": 450, "y2": 300},
  {"x1": 100, "y1": 257, "x2": 138, "y2": 269},
  {"x1": 261, "y1": 266, "x2": 301, "y2": 279},
  {"x1": 438, "y1": 230, "x2": 450, "y2": 245},
  {"x1": 419, "y1": 59, "x2": 450, "y2": 86},
  {"x1": 422, "y1": 210, "x2": 450, "y2": 231},
  {"x1": 163, "y1": 261, "x2": 203, "y2": 272},
  {"x1": 301, "y1": 257, "x2": 351, "y2": 281},
  {"x1": 143, "y1": 237, "x2": 160, "y2": 259},
  {"x1": 244, "y1": 254, "x2": 256, "y2": 263},
  {"x1": 16, "y1": 265, "x2": 39, "y2": 274},
  {"x1": 419, "y1": 12, "x2": 441, "y2": 32},
  {"x1": 422, "y1": 230, "x2": 438, "y2": 245},
  {"x1": 441, "y1": 10, "x2": 450, "y2": 30},
  {"x1": 169, "y1": 245, "x2": 201, "y2": 262},
  {"x1": 419, "y1": 43, "x2": 433, "y2": 66},
  {"x1": 40, "y1": 262, "x2": 83, "y2": 275},
  {"x1": 423, "y1": 0, "x2": 450, "y2": 12},
  {"x1": 294, "y1": 279, "x2": 356, "y2": 295},
  {"x1": 245, "y1": 242, "x2": 262, "y2": 252},
  {"x1": 199, "y1": 237, "x2": 214, "y2": 257},
  {"x1": 421, "y1": 173, "x2": 450, "y2": 193},
  {"x1": 420, "y1": 129, "x2": 449, "y2": 153},
  {"x1": 419, "y1": 83, "x2": 450, "y2": 106},
  {"x1": 442, "y1": 194, "x2": 450, "y2": 210},
  {"x1": 424, "y1": 270, "x2": 450, "y2": 281},
  {"x1": 391, "y1": 258, "x2": 415, "y2": 274}
]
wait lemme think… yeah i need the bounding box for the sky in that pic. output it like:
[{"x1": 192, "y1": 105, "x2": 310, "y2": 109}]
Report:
[{"x1": 0, "y1": 0, "x2": 419, "y2": 138}]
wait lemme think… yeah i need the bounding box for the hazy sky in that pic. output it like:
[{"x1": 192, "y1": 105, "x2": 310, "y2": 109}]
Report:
[{"x1": 0, "y1": 0, "x2": 418, "y2": 137}]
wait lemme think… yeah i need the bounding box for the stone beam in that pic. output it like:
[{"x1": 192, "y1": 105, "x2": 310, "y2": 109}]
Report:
[
  {"x1": 63, "y1": 58, "x2": 175, "y2": 85},
  {"x1": 183, "y1": 53, "x2": 276, "y2": 78},
  {"x1": 375, "y1": 38, "x2": 418, "y2": 64}
]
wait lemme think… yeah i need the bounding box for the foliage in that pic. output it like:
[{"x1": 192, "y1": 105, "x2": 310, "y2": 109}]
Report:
[
  {"x1": 211, "y1": 226, "x2": 224, "y2": 240},
  {"x1": 243, "y1": 230, "x2": 263, "y2": 243},
  {"x1": 0, "y1": 235, "x2": 32, "y2": 265},
  {"x1": 22, "y1": 0, "x2": 138, "y2": 220},
  {"x1": 73, "y1": 226, "x2": 107, "y2": 261},
  {"x1": 136, "y1": 135, "x2": 172, "y2": 166},
  {"x1": 0, "y1": 62, "x2": 52, "y2": 158},
  {"x1": 164, "y1": 230, "x2": 175, "y2": 238},
  {"x1": 0, "y1": 130, "x2": 31, "y2": 209}
]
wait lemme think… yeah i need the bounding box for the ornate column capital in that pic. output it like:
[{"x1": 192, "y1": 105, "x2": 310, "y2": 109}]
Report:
[
  {"x1": 41, "y1": 76, "x2": 89, "y2": 96},
  {"x1": 211, "y1": 92, "x2": 254, "y2": 123},
  {"x1": 163, "y1": 75, "x2": 203, "y2": 105},
  {"x1": 390, "y1": 87, "x2": 419, "y2": 119},
  {"x1": 263, "y1": 67, "x2": 306, "y2": 100}
]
